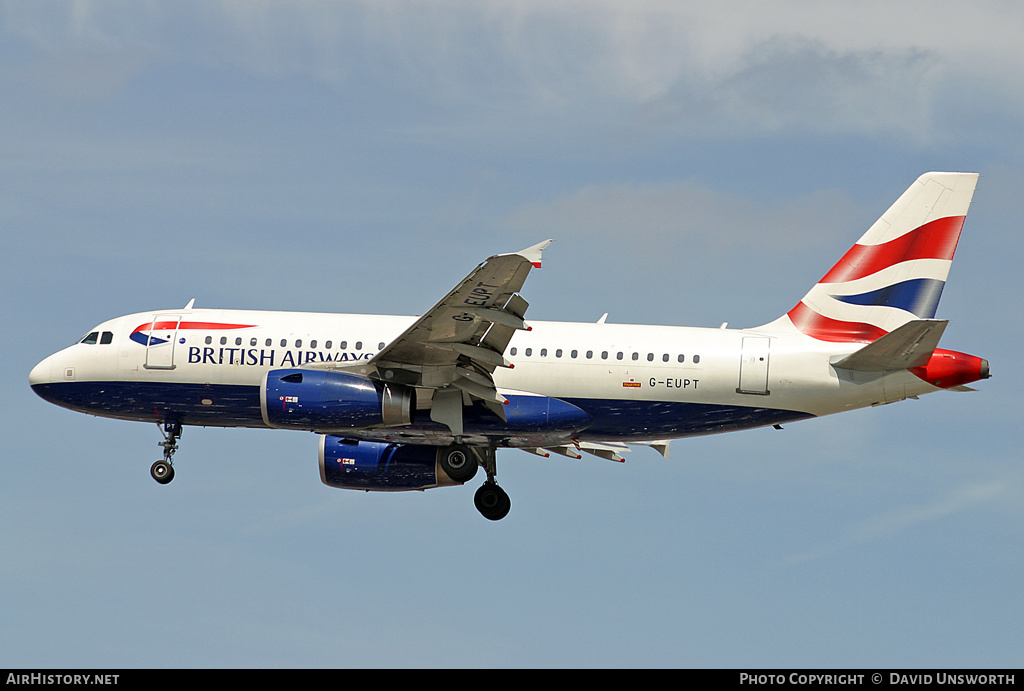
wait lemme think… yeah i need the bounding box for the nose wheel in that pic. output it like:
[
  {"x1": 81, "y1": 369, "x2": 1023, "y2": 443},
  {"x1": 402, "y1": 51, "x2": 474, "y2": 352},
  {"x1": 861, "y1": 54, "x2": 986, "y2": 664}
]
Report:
[
  {"x1": 150, "y1": 459, "x2": 175, "y2": 484},
  {"x1": 151, "y1": 421, "x2": 181, "y2": 485}
]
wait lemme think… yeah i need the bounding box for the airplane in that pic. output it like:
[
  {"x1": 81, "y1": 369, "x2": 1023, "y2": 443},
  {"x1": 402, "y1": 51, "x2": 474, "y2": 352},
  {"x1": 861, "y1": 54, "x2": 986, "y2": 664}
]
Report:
[{"x1": 29, "y1": 172, "x2": 990, "y2": 520}]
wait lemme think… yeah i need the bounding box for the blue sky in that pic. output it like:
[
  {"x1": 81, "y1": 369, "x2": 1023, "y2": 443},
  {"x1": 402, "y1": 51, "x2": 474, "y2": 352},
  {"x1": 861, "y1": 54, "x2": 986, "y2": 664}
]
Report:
[{"x1": 2, "y1": 1, "x2": 1022, "y2": 668}]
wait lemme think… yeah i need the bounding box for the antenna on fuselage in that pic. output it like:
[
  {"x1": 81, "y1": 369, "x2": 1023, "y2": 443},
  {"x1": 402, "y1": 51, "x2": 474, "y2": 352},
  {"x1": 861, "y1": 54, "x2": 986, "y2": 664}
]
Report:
[{"x1": 184, "y1": 298, "x2": 196, "y2": 310}]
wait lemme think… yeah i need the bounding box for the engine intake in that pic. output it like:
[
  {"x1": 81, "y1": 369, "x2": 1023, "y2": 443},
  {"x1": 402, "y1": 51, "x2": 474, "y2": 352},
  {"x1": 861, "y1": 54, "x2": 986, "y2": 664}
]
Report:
[
  {"x1": 261, "y1": 369, "x2": 415, "y2": 431},
  {"x1": 319, "y1": 437, "x2": 461, "y2": 491}
]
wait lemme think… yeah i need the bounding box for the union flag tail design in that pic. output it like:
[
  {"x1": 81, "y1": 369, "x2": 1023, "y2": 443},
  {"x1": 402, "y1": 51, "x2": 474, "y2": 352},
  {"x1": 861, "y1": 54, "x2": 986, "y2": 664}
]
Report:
[{"x1": 784, "y1": 172, "x2": 978, "y2": 342}]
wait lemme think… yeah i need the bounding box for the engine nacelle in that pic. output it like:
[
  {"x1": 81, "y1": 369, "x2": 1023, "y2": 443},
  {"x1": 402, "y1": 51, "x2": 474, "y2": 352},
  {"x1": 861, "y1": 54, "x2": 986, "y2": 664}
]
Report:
[
  {"x1": 319, "y1": 437, "x2": 461, "y2": 491},
  {"x1": 261, "y1": 369, "x2": 415, "y2": 431}
]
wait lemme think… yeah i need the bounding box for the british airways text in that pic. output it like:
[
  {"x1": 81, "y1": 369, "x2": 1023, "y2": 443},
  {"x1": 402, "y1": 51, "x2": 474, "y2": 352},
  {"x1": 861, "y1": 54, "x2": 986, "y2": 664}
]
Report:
[{"x1": 187, "y1": 347, "x2": 373, "y2": 367}]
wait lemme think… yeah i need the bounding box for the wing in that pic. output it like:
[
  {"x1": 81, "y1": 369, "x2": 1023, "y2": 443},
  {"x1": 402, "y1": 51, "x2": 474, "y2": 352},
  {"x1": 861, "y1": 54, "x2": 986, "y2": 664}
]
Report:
[{"x1": 360, "y1": 240, "x2": 552, "y2": 435}]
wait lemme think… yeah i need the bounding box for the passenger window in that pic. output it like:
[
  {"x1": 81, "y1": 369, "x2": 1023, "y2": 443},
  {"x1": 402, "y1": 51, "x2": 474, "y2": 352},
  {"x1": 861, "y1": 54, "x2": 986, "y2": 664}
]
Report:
[
  {"x1": 235, "y1": 337, "x2": 242, "y2": 346},
  {"x1": 265, "y1": 338, "x2": 272, "y2": 347},
  {"x1": 206, "y1": 336, "x2": 213, "y2": 345},
  {"x1": 220, "y1": 337, "x2": 227, "y2": 345},
  {"x1": 662, "y1": 353, "x2": 669, "y2": 362},
  {"x1": 325, "y1": 341, "x2": 332, "y2": 349},
  {"x1": 280, "y1": 339, "x2": 287, "y2": 347},
  {"x1": 525, "y1": 348, "x2": 532, "y2": 357},
  {"x1": 616, "y1": 352, "x2": 623, "y2": 360},
  {"x1": 510, "y1": 347, "x2": 517, "y2": 356},
  {"x1": 647, "y1": 353, "x2": 654, "y2": 362},
  {"x1": 571, "y1": 350, "x2": 578, "y2": 359},
  {"x1": 586, "y1": 350, "x2": 593, "y2": 359},
  {"x1": 250, "y1": 338, "x2": 257, "y2": 346},
  {"x1": 100, "y1": 332, "x2": 113, "y2": 345},
  {"x1": 678, "y1": 354, "x2": 685, "y2": 363},
  {"x1": 601, "y1": 351, "x2": 608, "y2": 360},
  {"x1": 378, "y1": 342, "x2": 385, "y2": 349},
  {"x1": 81, "y1": 332, "x2": 99, "y2": 345},
  {"x1": 540, "y1": 348, "x2": 547, "y2": 357},
  {"x1": 355, "y1": 341, "x2": 362, "y2": 350},
  {"x1": 555, "y1": 349, "x2": 562, "y2": 358},
  {"x1": 693, "y1": 355, "x2": 701, "y2": 364},
  {"x1": 631, "y1": 352, "x2": 638, "y2": 361}
]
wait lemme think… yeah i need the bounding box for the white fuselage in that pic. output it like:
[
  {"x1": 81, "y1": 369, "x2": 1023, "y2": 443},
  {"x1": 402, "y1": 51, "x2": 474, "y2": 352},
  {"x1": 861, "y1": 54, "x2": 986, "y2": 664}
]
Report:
[{"x1": 30, "y1": 307, "x2": 936, "y2": 445}]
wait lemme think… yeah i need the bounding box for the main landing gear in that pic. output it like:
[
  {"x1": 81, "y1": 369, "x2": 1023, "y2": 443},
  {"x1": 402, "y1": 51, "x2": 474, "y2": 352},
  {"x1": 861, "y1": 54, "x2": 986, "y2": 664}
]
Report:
[
  {"x1": 470, "y1": 446, "x2": 511, "y2": 521},
  {"x1": 474, "y1": 482, "x2": 510, "y2": 521},
  {"x1": 150, "y1": 421, "x2": 181, "y2": 485},
  {"x1": 441, "y1": 442, "x2": 510, "y2": 520},
  {"x1": 440, "y1": 443, "x2": 510, "y2": 520}
]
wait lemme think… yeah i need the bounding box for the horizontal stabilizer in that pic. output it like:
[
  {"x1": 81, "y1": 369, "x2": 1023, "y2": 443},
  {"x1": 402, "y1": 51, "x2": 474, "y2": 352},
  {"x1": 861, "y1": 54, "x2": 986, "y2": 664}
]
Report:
[{"x1": 832, "y1": 319, "x2": 947, "y2": 372}]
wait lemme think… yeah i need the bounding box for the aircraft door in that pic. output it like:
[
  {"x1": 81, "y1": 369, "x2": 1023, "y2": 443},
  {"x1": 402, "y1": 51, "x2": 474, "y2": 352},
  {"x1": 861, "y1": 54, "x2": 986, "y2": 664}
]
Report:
[
  {"x1": 144, "y1": 314, "x2": 182, "y2": 370},
  {"x1": 737, "y1": 336, "x2": 771, "y2": 395}
]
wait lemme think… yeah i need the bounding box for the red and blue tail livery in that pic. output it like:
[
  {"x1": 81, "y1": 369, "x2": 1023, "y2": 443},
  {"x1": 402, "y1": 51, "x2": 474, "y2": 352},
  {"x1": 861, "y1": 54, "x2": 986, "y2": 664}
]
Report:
[
  {"x1": 30, "y1": 176, "x2": 989, "y2": 520},
  {"x1": 783, "y1": 172, "x2": 976, "y2": 342}
]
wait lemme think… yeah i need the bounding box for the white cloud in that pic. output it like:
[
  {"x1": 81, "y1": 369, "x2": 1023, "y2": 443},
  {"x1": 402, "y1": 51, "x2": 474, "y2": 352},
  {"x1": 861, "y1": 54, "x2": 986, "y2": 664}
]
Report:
[
  {"x1": 643, "y1": 37, "x2": 944, "y2": 141},
  {"x1": 5, "y1": 1, "x2": 1024, "y2": 142}
]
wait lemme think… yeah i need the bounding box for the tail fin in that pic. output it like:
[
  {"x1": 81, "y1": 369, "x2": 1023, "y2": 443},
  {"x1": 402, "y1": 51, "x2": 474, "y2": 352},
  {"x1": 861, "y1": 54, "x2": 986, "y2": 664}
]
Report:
[{"x1": 779, "y1": 172, "x2": 978, "y2": 342}]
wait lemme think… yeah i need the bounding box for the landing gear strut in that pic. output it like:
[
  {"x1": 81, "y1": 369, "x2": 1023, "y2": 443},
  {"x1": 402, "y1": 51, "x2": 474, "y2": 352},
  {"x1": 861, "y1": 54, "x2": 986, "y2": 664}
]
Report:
[
  {"x1": 151, "y1": 421, "x2": 181, "y2": 485},
  {"x1": 473, "y1": 446, "x2": 510, "y2": 521}
]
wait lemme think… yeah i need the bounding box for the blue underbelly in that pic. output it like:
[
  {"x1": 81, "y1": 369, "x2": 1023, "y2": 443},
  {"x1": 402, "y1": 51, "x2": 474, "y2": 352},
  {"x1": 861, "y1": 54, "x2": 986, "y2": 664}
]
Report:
[{"x1": 32, "y1": 381, "x2": 813, "y2": 439}]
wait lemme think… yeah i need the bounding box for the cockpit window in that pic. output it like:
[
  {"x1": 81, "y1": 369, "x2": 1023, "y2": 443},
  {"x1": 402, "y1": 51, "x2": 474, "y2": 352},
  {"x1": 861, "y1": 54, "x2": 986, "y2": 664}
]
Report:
[
  {"x1": 100, "y1": 332, "x2": 113, "y2": 344},
  {"x1": 80, "y1": 332, "x2": 99, "y2": 345}
]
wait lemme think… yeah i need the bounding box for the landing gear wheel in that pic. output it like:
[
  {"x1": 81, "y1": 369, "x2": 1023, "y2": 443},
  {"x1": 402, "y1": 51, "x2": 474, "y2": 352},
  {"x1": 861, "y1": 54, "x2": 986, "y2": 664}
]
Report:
[
  {"x1": 474, "y1": 482, "x2": 511, "y2": 521},
  {"x1": 150, "y1": 460, "x2": 175, "y2": 485},
  {"x1": 151, "y1": 421, "x2": 182, "y2": 485},
  {"x1": 440, "y1": 444, "x2": 478, "y2": 484}
]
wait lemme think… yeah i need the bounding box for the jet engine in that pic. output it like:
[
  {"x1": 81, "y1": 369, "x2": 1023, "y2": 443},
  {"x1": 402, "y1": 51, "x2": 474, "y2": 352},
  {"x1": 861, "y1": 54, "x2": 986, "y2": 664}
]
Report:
[
  {"x1": 261, "y1": 369, "x2": 415, "y2": 431},
  {"x1": 319, "y1": 437, "x2": 464, "y2": 491}
]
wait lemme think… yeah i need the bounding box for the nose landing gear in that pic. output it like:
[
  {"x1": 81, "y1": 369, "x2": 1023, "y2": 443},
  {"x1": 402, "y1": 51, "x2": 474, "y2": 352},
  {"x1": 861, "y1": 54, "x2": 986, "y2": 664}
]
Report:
[{"x1": 150, "y1": 421, "x2": 181, "y2": 485}]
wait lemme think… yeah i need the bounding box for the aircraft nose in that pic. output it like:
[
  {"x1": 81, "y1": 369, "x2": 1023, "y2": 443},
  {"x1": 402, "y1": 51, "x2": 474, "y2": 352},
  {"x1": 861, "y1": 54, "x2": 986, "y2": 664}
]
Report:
[
  {"x1": 29, "y1": 356, "x2": 54, "y2": 387},
  {"x1": 29, "y1": 350, "x2": 72, "y2": 390},
  {"x1": 29, "y1": 350, "x2": 79, "y2": 410}
]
